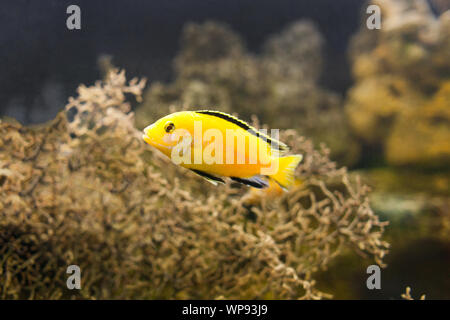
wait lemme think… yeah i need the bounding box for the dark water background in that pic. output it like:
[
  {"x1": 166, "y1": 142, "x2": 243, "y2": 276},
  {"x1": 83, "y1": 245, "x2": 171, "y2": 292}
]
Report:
[{"x1": 0, "y1": 0, "x2": 365, "y2": 124}]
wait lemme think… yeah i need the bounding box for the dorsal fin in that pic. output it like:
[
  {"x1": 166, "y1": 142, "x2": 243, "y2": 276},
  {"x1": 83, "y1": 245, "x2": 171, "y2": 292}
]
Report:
[{"x1": 195, "y1": 110, "x2": 289, "y2": 153}]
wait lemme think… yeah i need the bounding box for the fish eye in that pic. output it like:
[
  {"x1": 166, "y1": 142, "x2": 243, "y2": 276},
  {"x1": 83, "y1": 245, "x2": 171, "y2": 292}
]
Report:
[{"x1": 164, "y1": 121, "x2": 175, "y2": 133}]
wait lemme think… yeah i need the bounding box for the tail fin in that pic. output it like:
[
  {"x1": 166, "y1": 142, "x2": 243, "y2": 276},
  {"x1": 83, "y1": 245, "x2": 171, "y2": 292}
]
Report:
[{"x1": 270, "y1": 154, "x2": 302, "y2": 189}]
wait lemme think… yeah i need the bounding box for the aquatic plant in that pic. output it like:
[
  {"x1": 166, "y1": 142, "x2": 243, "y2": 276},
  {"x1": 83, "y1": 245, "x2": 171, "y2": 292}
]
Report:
[
  {"x1": 0, "y1": 70, "x2": 388, "y2": 299},
  {"x1": 401, "y1": 286, "x2": 426, "y2": 300}
]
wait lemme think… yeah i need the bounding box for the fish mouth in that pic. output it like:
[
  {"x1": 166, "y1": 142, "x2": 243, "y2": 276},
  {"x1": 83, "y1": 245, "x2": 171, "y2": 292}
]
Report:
[
  {"x1": 142, "y1": 134, "x2": 153, "y2": 145},
  {"x1": 142, "y1": 133, "x2": 171, "y2": 151},
  {"x1": 142, "y1": 124, "x2": 155, "y2": 146}
]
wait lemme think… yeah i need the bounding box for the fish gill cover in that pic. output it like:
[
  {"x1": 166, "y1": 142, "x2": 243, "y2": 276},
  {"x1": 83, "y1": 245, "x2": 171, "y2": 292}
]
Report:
[{"x1": 0, "y1": 70, "x2": 389, "y2": 299}]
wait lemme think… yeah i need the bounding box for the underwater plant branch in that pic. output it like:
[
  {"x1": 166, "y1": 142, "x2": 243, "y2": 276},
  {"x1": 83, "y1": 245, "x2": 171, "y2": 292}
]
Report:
[
  {"x1": 0, "y1": 69, "x2": 390, "y2": 299},
  {"x1": 401, "y1": 287, "x2": 426, "y2": 300}
]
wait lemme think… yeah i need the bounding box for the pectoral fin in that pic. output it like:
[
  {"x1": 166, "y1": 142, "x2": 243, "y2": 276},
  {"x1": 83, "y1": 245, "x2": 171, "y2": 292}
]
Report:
[
  {"x1": 230, "y1": 176, "x2": 269, "y2": 189},
  {"x1": 190, "y1": 169, "x2": 225, "y2": 186}
]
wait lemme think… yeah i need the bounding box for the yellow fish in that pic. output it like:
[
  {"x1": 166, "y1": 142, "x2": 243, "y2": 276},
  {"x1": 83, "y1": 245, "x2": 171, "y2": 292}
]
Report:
[{"x1": 142, "y1": 110, "x2": 302, "y2": 189}]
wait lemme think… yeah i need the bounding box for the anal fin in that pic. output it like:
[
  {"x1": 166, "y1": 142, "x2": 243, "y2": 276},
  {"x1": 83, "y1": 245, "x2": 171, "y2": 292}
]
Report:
[
  {"x1": 190, "y1": 169, "x2": 225, "y2": 186},
  {"x1": 230, "y1": 176, "x2": 269, "y2": 189}
]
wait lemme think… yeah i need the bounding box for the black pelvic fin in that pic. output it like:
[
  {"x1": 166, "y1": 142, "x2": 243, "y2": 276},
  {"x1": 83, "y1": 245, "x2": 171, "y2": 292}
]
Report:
[
  {"x1": 190, "y1": 169, "x2": 225, "y2": 186},
  {"x1": 230, "y1": 176, "x2": 269, "y2": 189}
]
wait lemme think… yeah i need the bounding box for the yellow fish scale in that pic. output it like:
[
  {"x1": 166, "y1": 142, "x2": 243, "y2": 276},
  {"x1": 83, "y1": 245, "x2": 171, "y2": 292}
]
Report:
[{"x1": 143, "y1": 110, "x2": 302, "y2": 189}]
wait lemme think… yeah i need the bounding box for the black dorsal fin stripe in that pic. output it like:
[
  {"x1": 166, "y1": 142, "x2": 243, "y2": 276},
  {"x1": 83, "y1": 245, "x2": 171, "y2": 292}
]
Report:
[{"x1": 195, "y1": 110, "x2": 289, "y2": 152}]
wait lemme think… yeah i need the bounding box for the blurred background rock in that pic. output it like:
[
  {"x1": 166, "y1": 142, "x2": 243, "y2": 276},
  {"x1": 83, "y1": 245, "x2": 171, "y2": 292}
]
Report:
[{"x1": 346, "y1": 0, "x2": 450, "y2": 168}]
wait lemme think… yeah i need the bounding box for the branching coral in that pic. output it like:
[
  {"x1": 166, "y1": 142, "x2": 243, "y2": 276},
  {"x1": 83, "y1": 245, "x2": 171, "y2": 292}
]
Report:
[{"x1": 0, "y1": 70, "x2": 388, "y2": 299}]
